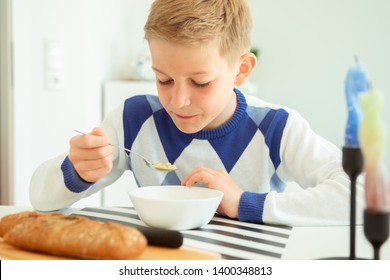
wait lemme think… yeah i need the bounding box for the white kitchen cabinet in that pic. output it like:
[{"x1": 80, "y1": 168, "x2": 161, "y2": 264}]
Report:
[{"x1": 101, "y1": 80, "x2": 157, "y2": 206}]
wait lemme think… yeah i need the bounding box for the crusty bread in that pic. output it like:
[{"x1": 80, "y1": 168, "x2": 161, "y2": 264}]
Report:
[
  {"x1": 0, "y1": 211, "x2": 147, "y2": 259},
  {"x1": 0, "y1": 211, "x2": 62, "y2": 237}
]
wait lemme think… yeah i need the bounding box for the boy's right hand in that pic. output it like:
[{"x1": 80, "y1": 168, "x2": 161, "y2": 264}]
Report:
[{"x1": 68, "y1": 127, "x2": 114, "y2": 183}]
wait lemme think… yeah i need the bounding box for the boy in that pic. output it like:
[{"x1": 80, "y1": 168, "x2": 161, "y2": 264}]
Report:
[{"x1": 30, "y1": 0, "x2": 364, "y2": 225}]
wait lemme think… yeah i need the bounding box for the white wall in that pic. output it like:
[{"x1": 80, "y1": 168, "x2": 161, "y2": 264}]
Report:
[
  {"x1": 11, "y1": 0, "x2": 390, "y2": 206},
  {"x1": 248, "y1": 0, "x2": 390, "y2": 161},
  {"x1": 12, "y1": 0, "x2": 152, "y2": 206}
]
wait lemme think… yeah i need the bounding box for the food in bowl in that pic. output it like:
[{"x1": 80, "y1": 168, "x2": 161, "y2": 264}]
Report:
[{"x1": 128, "y1": 186, "x2": 224, "y2": 230}]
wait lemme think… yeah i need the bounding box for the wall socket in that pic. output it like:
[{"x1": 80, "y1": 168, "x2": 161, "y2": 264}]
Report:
[{"x1": 44, "y1": 38, "x2": 64, "y2": 91}]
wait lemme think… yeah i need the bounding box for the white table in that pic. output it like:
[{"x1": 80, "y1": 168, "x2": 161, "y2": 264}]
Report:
[
  {"x1": 0, "y1": 206, "x2": 389, "y2": 260},
  {"x1": 284, "y1": 224, "x2": 390, "y2": 259}
]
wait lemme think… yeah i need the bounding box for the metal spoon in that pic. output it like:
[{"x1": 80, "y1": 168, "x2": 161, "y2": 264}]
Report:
[{"x1": 74, "y1": 130, "x2": 177, "y2": 172}]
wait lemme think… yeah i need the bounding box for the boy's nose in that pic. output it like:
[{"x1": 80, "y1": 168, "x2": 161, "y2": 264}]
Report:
[{"x1": 170, "y1": 85, "x2": 191, "y2": 108}]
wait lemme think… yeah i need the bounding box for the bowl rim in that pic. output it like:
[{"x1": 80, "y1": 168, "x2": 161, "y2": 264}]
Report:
[{"x1": 128, "y1": 185, "x2": 224, "y2": 203}]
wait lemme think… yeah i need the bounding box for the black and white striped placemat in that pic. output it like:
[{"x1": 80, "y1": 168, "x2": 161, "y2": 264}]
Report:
[{"x1": 73, "y1": 207, "x2": 292, "y2": 260}]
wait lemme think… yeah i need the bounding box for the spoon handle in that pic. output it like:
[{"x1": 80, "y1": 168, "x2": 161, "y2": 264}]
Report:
[{"x1": 73, "y1": 129, "x2": 151, "y2": 163}]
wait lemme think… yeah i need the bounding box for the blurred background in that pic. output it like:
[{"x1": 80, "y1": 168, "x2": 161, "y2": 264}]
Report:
[{"x1": 1, "y1": 0, "x2": 389, "y2": 206}]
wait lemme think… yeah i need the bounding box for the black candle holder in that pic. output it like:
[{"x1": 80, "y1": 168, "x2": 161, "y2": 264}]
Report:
[
  {"x1": 364, "y1": 209, "x2": 389, "y2": 260},
  {"x1": 321, "y1": 147, "x2": 390, "y2": 260},
  {"x1": 342, "y1": 146, "x2": 364, "y2": 259},
  {"x1": 321, "y1": 146, "x2": 363, "y2": 259}
]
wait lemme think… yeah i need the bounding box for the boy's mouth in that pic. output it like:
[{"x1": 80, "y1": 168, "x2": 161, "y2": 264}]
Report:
[{"x1": 175, "y1": 113, "x2": 198, "y2": 120}]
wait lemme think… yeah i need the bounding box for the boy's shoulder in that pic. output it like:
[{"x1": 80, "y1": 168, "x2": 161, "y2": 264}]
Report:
[
  {"x1": 122, "y1": 94, "x2": 163, "y2": 122},
  {"x1": 243, "y1": 92, "x2": 292, "y2": 112},
  {"x1": 242, "y1": 92, "x2": 306, "y2": 126},
  {"x1": 123, "y1": 94, "x2": 162, "y2": 110}
]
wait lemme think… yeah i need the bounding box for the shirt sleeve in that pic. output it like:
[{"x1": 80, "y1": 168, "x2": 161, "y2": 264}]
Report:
[
  {"x1": 261, "y1": 110, "x2": 365, "y2": 226},
  {"x1": 29, "y1": 103, "x2": 128, "y2": 211},
  {"x1": 238, "y1": 192, "x2": 268, "y2": 223},
  {"x1": 61, "y1": 156, "x2": 94, "y2": 193}
]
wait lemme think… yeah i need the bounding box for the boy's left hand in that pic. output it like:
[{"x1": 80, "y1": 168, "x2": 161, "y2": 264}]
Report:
[{"x1": 182, "y1": 166, "x2": 244, "y2": 219}]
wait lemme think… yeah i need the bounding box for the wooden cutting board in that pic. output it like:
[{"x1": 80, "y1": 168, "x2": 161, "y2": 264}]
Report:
[{"x1": 0, "y1": 238, "x2": 220, "y2": 260}]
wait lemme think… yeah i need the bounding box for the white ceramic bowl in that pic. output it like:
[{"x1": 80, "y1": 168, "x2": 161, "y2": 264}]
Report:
[{"x1": 128, "y1": 186, "x2": 224, "y2": 230}]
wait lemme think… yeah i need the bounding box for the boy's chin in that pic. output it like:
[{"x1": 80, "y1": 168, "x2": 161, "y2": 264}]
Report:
[
  {"x1": 177, "y1": 126, "x2": 202, "y2": 135},
  {"x1": 174, "y1": 122, "x2": 205, "y2": 135}
]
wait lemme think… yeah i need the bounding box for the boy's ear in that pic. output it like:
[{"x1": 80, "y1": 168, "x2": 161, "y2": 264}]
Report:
[{"x1": 234, "y1": 52, "x2": 257, "y2": 86}]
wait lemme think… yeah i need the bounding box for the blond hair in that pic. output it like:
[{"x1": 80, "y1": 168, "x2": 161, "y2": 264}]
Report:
[{"x1": 144, "y1": 0, "x2": 252, "y2": 65}]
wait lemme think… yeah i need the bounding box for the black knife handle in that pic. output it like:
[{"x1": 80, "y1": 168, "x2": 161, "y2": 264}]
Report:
[
  {"x1": 138, "y1": 227, "x2": 183, "y2": 248},
  {"x1": 73, "y1": 214, "x2": 183, "y2": 248}
]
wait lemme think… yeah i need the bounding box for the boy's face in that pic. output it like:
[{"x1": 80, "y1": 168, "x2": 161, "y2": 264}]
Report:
[{"x1": 149, "y1": 39, "x2": 240, "y2": 134}]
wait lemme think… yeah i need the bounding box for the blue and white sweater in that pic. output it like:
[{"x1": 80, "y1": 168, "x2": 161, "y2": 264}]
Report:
[{"x1": 30, "y1": 89, "x2": 365, "y2": 225}]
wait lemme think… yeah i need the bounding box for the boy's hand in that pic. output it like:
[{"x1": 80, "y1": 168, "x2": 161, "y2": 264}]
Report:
[
  {"x1": 68, "y1": 127, "x2": 114, "y2": 183},
  {"x1": 182, "y1": 166, "x2": 244, "y2": 219}
]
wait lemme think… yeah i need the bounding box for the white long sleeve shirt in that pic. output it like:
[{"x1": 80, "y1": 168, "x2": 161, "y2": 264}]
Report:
[{"x1": 30, "y1": 89, "x2": 365, "y2": 225}]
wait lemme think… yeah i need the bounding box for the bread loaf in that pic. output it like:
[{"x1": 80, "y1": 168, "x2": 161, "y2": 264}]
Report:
[
  {"x1": 0, "y1": 211, "x2": 62, "y2": 237},
  {"x1": 0, "y1": 211, "x2": 147, "y2": 259}
]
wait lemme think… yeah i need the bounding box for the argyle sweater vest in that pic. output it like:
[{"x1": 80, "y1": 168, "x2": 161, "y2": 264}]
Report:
[{"x1": 61, "y1": 88, "x2": 290, "y2": 223}]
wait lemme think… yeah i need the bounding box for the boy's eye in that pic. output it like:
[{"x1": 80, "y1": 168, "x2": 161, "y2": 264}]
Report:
[
  {"x1": 192, "y1": 80, "x2": 210, "y2": 88},
  {"x1": 158, "y1": 79, "x2": 173, "y2": 86},
  {"x1": 157, "y1": 78, "x2": 210, "y2": 88}
]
